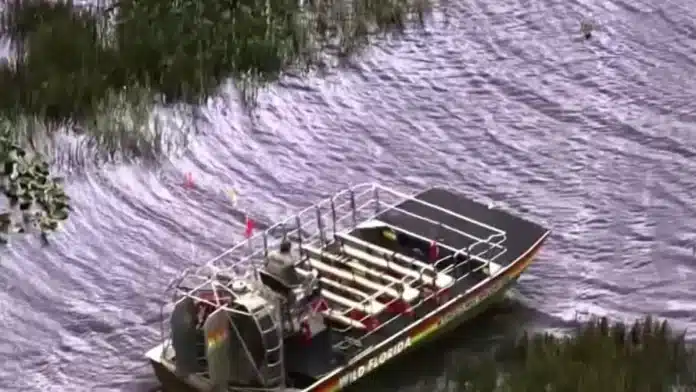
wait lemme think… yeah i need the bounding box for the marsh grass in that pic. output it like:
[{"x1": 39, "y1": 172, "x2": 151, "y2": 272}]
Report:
[
  {"x1": 452, "y1": 316, "x2": 696, "y2": 392},
  {"x1": 0, "y1": 0, "x2": 431, "y2": 120},
  {"x1": 0, "y1": 0, "x2": 430, "y2": 238}
]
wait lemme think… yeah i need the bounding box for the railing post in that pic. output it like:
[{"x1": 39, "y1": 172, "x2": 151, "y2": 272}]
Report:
[
  {"x1": 280, "y1": 223, "x2": 287, "y2": 241},
  {"x1": 316, "y1": 206, "x2": 325, "y2": 246},
  {"x1": 295, "y1": 215, "x2": 303, "y2": 254},
  {"x1": 349, "y1": 190, "x2": 357, "y2": 227},
  {"x1": 330, "y1": 197, "x2": 337, "y2": 241},
  {"x1": 373, "y1": 187, "x2": 380, "y2": 215},
  {"x1": 276, "y1": 308, "x2": 286, "y2": 387},
  {"x1": 432, "y1": 223, "x2": 444, "y2": 250},
  {"x1": 246, "y1": 233, "x2": 258, "y2": 280},
  {"x1": 262, "y1": 232, "x2": 268, "y2": 258}
]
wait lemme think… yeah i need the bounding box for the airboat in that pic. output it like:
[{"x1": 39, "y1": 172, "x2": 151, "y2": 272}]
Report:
[{"x1": 146, "y1": 183, "x2": 550, "y2": 392}]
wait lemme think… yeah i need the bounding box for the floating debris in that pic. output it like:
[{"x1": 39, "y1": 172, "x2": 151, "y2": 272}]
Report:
[
  {"x1": 227, "y1": 189, "x2": 238, "y2": 206},
  {"x1": 581, "y1": 20, "x2": 594, "y2": 40}
]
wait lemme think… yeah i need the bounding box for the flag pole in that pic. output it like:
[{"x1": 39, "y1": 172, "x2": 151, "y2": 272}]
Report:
[{"x1": 244, "y1": 216, "x2": 258, "y2": 280}]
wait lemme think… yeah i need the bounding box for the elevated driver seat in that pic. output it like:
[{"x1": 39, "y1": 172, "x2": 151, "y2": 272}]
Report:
[{"x1": 260, "y1": 240, "x2": 320, "y2": 309}]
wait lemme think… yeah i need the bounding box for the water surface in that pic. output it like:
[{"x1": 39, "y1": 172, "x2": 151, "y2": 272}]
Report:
[{"x1": 1, "y1": 0, "x2": 695, "y2": 390}]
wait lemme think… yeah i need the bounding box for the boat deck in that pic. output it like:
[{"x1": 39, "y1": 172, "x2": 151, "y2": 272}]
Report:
[
  {"x1": 375, "y1": 187, "x2": 548, "y2": 267},
  {"x1": 284, "y1": 186, "x2": 549, "y2": 385},
  {"x1": 156, "y1": 184, "x2": 550, "y2": 391}
]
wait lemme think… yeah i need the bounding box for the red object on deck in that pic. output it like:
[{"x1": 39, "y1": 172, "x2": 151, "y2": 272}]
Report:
[
  {"x1": 244, "y1": 216, "x2": 254, "y2": 238},
  {"x1": 348, "y1": 309, "x2": 380, "y2": 331},
  {"x1": 428, "y1": 240, "x2": 439, "y2": 262},
  {"x1": 423, "y1": 286, "x2": 450, "y2": 306},
  {"x1": 364, "y1": 317, "x2": 380, "y2": 331},
  {"x1": 386, "y1": 300, "x2": 414, "y2": 316},
  {"x1": 311, "y1": 298, "x2": 329, "y2": 313},
  {"x1": 300, "y1": 321, "x2": 312, "y2": 343},
  {"x1": 435, "y1": 288, "x2": 451, "y2": 305}
]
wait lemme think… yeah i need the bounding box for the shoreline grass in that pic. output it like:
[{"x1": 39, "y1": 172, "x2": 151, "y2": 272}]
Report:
[
  {"x1": 451, "y1": 316, "x2": 696, "y2": 392},
  {"x1": 0, "y1": 0, "x2": 430, "y2": 239}
]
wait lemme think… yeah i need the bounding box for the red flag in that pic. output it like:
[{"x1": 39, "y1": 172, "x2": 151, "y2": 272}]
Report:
[
  {"x1": 184, "y1": 172, "x2": 194, "y2": 188},
  {"x1": 428, "y1": 240, "x2": 439, "y2": 262},
  {"x1": 244, "y1": 216, "x2": 254, "y2": 238}
]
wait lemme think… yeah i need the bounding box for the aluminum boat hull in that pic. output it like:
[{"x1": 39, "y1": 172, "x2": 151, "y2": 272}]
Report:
[
  {"x1": 147, "y1": 233, "x2": 547, "y2": 392},
  {"x1": 146, "y1": 184, "x2": 550, "y2": 391}
]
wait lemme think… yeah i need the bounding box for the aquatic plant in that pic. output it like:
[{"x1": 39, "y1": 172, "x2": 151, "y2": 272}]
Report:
[
  {"x1": 0, "y1": 123, "x2": 69, "y2": 244},
  {"x1": 0, "y1": 0, "x2": 430, "y2": 239},
  {"x1": 452, "y1": 316, "x2": 696, "y2": 392}
]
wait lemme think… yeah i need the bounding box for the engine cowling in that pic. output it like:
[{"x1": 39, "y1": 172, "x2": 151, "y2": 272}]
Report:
[{"x1": 171, "y1": 279, "x2": 284, "y2": 388}]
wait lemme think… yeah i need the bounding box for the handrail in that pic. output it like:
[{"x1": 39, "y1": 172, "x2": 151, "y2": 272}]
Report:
[
  {"x1": 166, "y1": 181, "x2": 510, "y2": 303},
  {"x1": 168, "y1": 185, "x2": 389, "y2": 319},
  {"x1": 197, "y1": 183, "x2": 377, "y2": 270},
  {"x1": 374, "y1": 185, "x2": 505, "y2": 234},
  {"x1": 192, "y1": 189, "x2": 379, "y2": 293},
  {"x1": 386, "y1": 205, "x2": 506, "y2": 248},
  {"x1": 161, "y1": 182, "x2": 511, "y2": 363},
  {"x1": 375, "y1": 221, "x2": 508, "y2": 268},
  {"x1": 189, "y1": 182, "x2": 505, "y2": 276}
]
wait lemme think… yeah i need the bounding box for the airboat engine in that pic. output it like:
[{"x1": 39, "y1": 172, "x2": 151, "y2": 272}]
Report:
[{"x1": 170, "y1": 279, "x2": 284, "y2": 389}]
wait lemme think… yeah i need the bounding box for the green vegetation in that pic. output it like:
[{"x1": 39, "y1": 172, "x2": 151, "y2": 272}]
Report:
[
  {"x1": 0, "y1": 129, "x2": 69, "y2": 244},
  {"x1": 452, "y1": 316, "x2": 696, "y2": 392},
  {"x1": 0, "y1": 0, "x2": 430, "y2": 241}
]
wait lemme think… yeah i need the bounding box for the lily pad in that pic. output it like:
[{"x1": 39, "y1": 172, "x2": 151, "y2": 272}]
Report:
[{"x1": 52, "y1": 208, "x2": 69, "y2": 221}]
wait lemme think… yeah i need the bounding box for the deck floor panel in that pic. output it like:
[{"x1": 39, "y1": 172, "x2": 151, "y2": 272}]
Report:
[
  {"x1": 155, "y1": 185, "x2": 551, "y2": 391},
  {"x1": 377, "y1": 187, "x2": 549, "y2": 267},
  {"x1": 276, "y1": 187, "x2": 548, "y2": 383},
  {"x1": 284, "y1": 266, "x2": 488, "y2": 382}
]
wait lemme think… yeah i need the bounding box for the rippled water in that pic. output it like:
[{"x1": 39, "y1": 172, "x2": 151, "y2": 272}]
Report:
[{"x1": 2, "y1": 0, "x2": 696, "y2": 390}]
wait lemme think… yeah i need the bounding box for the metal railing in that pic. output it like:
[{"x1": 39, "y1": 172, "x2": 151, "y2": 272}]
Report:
[{"x1": 159, "y1": 182, "x2": 509, "y2": 387}]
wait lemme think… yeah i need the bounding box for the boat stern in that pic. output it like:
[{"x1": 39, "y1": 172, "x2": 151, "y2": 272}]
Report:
[{"x1": 146, "y1": 342, "x2": 215, "y2": 392}]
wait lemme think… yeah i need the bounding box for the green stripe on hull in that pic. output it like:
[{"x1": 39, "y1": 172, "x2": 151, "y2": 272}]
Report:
[
  {"x1": 312, "y1": 231, "x2": 549, "y2": 392},
  {"x1": 338, "y1": 277, "x2": 520, "y2": 392},
  {"x1": 407, "y1": 276, "x2": 518, "y2": 351}
]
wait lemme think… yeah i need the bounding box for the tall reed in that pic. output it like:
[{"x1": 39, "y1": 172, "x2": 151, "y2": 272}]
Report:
[
  {"x1": 453, "y1": 316, "x2": 695, "y2": 392},
  {"x1": 0, "y1": 0, "x2": 429, "y2": 239}
]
